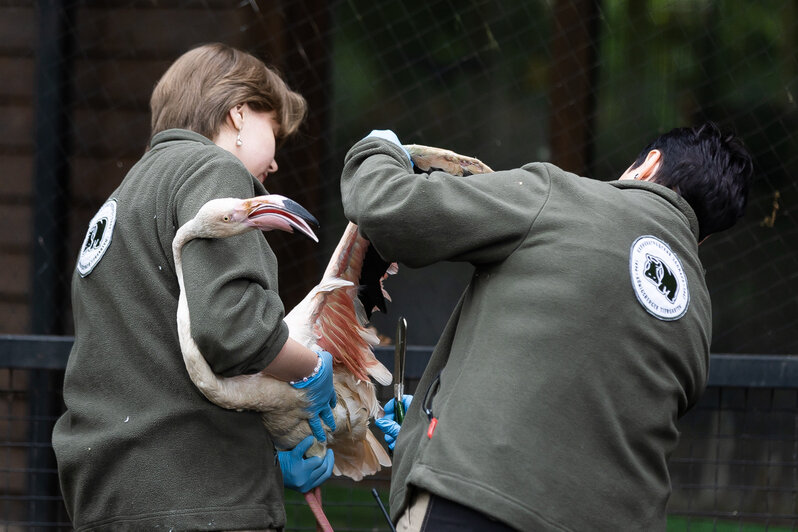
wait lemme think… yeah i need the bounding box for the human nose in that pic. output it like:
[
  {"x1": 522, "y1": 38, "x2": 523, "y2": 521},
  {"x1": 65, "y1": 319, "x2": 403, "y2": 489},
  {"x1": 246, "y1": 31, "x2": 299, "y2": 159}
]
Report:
[{"x1": 268, "y1": 159, "x2": 278, "y2": 173}]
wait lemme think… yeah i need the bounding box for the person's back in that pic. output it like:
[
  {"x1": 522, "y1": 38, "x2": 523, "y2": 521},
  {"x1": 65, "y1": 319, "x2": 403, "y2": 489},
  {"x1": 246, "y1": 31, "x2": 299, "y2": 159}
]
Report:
[
  {"x1": 374, "y1": 163, "x2": 709, "y2": 530},
  {"x1": 341, "y1": 123, "x2": 752, "y2": 531}
]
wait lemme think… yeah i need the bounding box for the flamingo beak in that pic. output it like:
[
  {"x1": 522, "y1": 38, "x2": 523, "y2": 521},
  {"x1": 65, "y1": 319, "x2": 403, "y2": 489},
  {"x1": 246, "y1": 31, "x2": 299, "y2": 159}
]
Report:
[{"x1": 242, "y1": 194, "x2": 319, "y2": 242}]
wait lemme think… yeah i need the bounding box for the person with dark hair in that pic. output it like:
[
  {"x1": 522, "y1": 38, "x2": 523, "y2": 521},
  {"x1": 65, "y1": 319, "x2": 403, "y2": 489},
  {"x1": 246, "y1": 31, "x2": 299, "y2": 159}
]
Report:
[
  {"x1": 341, "y1": 124, "x2": 753, "y2": 531},
  {"x1": 52, "y1": 43, "x2": 336, "y2": 531},
  {"x1": 624, "y1": 122, "x2": 753, "y2": 241}
]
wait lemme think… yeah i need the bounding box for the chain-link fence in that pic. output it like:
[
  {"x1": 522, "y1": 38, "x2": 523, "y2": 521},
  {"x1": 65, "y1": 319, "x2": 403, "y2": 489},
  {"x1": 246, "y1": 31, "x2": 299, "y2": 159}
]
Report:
[
  {"x1": 2, "y1": 344, "x2": 798, "y2": 530},
  {"x1": 670, "y1": 385, "x2": 798, "y2": 529},
  {"x1": 1, "y1": 0, "x2": 796, "y2": 530}
]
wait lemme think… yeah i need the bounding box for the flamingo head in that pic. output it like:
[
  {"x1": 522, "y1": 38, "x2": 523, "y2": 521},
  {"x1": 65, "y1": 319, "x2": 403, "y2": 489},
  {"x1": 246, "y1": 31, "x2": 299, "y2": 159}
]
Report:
[{"x1": 193, "y1": 194, "x2": 319, "y2": 242}]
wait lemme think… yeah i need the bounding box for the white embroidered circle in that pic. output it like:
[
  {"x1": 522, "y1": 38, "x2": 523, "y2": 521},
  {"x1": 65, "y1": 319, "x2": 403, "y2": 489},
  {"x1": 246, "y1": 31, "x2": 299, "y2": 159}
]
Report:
[
  {"x1": 629, "y1": 235, "x2": 690, "y2": 321},
  {"x1": 77, "y1": 199, "x2": 117, "y2": 277}
]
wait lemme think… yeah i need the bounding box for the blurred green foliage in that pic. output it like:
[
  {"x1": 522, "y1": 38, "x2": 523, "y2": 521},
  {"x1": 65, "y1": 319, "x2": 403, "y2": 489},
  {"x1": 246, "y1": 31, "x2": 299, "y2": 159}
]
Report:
[{"x1": 326, "y1": 0, "x2": 798, "y2": 353}]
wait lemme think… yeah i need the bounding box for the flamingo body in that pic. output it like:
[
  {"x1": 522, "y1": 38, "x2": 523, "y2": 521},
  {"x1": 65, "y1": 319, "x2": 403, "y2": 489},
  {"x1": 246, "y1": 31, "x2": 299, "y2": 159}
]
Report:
[{"x1": 173, "y1": 195, "x2": 392, "y2": 482}]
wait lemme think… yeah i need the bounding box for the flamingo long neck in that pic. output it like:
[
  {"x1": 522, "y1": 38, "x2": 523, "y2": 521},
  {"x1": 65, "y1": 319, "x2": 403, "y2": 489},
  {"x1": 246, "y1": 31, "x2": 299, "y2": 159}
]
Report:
[
  {"x1": 323, "y1": 223, "x2": 366, "y2": 282},
  {"x1": 173, "y1": 221, "x2": 261, "y2": 409},
  {"x1": 173, "y1": 222, "x2": 222, "y2": 396}
]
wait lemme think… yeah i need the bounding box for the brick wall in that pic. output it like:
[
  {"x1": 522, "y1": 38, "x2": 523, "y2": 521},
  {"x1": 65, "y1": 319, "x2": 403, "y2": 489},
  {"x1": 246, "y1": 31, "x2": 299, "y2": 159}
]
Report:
[{"x1": 0, "y1": 1, "x2": 329, "y2": 336}]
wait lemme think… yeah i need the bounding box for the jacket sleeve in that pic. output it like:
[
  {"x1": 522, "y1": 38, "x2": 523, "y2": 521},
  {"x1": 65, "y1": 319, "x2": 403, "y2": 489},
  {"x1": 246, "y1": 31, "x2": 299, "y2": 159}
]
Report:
[
  {"x1": 172, "y1": 153, "x2": 289, "y2": 377},
  {"x1": 340, "y1": 137, "x2": 551, "y2": 267}
]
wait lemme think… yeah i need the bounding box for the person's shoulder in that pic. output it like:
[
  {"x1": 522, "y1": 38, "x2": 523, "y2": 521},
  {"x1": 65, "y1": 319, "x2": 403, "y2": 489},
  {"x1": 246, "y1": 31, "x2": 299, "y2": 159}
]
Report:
[
  {"x1": 153, "y1": 136, "x2": 252, "y2": 201},
  {"x1": 519, "y1": 161, "x2": 551, "y2": 174},
  {"x1": 519, "y1": 161, "x2": 583, "y2": 180},
  {"x1": 519, "y1": 162, "x2": 606, "y2": 189}
]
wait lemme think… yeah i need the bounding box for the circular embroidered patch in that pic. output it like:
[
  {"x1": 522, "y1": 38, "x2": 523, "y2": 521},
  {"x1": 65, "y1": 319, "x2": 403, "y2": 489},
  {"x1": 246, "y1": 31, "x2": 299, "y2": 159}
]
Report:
[
  {"x1": 77, "y1": 199, "x2": 117, "y2": 277},
  {"x1": 629, "y1": 235, "x2": 690, "y2": 321}
]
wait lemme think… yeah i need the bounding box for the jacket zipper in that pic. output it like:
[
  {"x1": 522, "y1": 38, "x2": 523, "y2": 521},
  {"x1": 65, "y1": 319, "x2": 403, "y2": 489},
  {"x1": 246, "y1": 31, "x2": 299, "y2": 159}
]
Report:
[{"x1": 422, "y1": 372, "x2": 442, "y2": 439}]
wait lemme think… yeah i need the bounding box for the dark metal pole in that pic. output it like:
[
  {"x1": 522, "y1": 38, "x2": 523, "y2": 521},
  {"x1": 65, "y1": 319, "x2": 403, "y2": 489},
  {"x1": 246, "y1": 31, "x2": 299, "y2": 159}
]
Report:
[
  {"x1": 29, "y1": 0, "x2": 76, "y2": 525},
  {"x1": 548, "y1": 0, "x2": 602, "y2": 177},
  {"x1": 32, "y1": 2, "x2": 73, "y2": 330}
]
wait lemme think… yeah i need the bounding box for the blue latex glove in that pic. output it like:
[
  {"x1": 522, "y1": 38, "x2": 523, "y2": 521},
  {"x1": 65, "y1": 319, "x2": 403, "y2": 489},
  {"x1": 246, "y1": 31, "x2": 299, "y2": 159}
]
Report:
[
  {"x1": 291, "y1": 350, "x2": 337, "y2": 442},
  {"x1": 364, "y1": 129, "x2": 413, "y2": 166},
  {"x1": 278, "y1": 435, "x2": 335, "y2": 493},
  {"x1": 375, "y1": 395, "x2": 413, "y2": 450}
]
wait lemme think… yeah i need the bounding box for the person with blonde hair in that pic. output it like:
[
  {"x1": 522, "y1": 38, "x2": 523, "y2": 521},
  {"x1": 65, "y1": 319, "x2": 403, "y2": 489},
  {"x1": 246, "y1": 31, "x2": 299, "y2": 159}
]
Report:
[{"x1": 53, "y1": 43, "x2": 335, "y2": 531}]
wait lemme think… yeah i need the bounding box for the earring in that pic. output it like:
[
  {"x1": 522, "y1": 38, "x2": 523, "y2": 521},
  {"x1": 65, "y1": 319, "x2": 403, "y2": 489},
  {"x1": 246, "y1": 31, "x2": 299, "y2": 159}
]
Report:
[{"x1": 236, "y1": 130, "x2": 243, "y2": 147}]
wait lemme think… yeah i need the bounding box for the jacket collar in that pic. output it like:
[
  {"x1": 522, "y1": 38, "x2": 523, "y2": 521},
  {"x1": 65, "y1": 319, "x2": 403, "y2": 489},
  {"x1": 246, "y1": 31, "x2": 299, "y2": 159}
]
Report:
[
  {"x1": 609, "y1": 179, "x2": 700, "y2": 241},
  {"x1": 150, "y1": 128, "x2": 214, "y2": 149}
]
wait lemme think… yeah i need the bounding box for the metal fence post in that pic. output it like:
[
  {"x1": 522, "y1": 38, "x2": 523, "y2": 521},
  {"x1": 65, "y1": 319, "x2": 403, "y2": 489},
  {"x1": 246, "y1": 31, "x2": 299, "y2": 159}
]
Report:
[{"x1": 29, "y1": 0, "x2": 76, "y2": 525}]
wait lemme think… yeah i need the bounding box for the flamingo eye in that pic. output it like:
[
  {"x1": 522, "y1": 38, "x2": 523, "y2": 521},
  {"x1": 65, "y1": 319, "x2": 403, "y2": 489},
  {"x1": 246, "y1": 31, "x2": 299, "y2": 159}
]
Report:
[{"x1": 223, "y1": 215, "x2": 230, "y2": 222}]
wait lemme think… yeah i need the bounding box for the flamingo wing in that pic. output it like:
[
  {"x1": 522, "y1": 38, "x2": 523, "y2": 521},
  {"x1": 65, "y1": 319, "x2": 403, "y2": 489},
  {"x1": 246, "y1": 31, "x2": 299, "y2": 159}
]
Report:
[{"x1": 284, "y1": 222, "x2": 394, "y2": 385}]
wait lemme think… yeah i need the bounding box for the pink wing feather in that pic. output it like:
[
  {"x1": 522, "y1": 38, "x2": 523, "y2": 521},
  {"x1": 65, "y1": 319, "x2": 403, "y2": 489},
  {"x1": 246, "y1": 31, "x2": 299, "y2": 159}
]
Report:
[{"x1": 288, "y1": 222, "x2": 393, "y2": 385}]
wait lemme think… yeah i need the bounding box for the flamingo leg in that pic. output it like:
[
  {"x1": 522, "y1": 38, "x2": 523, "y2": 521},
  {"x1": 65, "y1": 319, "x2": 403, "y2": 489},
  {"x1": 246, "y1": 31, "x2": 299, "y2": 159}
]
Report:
[{"x1": 304, "y1": 487, "x2": 333, "y2": 532}]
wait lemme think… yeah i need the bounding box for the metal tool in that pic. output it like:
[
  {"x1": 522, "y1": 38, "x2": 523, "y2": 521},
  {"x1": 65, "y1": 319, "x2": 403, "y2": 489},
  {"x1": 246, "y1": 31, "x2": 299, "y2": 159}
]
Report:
[
  {"x1": 393, "y1": 317, "x2": 407, "y2": 425},
  {"x1": 371, "y1": 488, "x2": 397, "y2": 532}
]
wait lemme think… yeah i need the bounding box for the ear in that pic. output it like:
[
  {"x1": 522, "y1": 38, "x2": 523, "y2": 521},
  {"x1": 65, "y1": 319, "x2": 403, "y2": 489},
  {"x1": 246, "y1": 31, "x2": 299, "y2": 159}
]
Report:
[
  {"x1": 228, "y1": 104, "x2": 244, "y2": 130},
  {"x1": 635, "y1": 149, "x2": 662, "y2": 182}
]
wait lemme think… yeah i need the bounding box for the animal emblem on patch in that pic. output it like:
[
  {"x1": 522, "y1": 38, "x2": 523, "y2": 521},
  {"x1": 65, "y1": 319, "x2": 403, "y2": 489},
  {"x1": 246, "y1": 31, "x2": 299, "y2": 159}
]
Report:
[
  {"x1": 643, "y1": 254, "x2": 678, "y2": 302},
  {"x1": 629, "y1": 236, "x2": 690, "y2": 321},
  {"x1": 77, "y1": 199, "x2": 117, "y2": 277},
  {"x1": 84, "y1": 218, "x2": 107, "y2": 251}
]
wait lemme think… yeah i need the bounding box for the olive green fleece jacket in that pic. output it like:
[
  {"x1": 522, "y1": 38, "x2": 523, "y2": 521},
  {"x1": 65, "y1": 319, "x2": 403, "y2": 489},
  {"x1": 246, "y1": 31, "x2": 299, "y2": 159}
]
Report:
[
  {"x1": 52, "y1": 129, "x2": 290, "y2": 531},
  {"x1": 340, "y1": 137, "x2": 711, "y2": 531}
]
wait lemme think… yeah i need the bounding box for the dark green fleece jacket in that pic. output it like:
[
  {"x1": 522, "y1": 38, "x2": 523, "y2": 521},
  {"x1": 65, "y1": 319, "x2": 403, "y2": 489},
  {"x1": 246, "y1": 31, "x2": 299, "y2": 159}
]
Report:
[
  {"x1": 53, "y1": 129, "x2": 290, "y2": 531},
  {"x1": 341, "y1": 138, "x2": 711, "y2": 531}
]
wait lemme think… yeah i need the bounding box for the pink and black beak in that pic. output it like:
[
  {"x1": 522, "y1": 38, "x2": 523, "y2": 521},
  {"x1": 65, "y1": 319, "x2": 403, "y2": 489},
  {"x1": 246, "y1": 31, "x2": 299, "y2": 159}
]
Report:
[{"x1": 242, "y1": 194, "x2": 319, "y2": 242}]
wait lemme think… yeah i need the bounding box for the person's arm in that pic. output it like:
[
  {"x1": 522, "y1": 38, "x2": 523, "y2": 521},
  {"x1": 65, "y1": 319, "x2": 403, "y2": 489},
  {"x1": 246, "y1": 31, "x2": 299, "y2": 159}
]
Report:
[
  {"x1": 268, "y1": 342, "x2": 338, "y2": 442},
  {"x1": 174, "y1": 152, "x2": 335, "y2": 441},
  {"x1": 175, "y1": 154, "x2": 289, "y2": 375},
  {"x1": 340, "y1": 130, "x2": 550, "y2": 268},
  {"x1": 265, "y1": 337, "x2": 320, "y2": 381},
  {"x1": 172, "y1": 152, "x2": 337, "y2": 441}
]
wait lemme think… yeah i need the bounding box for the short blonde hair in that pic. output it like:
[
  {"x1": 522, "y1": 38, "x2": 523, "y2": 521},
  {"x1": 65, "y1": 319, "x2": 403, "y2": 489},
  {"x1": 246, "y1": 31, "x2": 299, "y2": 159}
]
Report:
[{"x1": 150, "y1": 43, "x2": 307, "y2": 142}]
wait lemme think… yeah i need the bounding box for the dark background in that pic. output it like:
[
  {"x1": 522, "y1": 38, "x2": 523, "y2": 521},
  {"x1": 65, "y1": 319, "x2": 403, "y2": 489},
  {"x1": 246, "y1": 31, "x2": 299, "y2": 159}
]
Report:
[{"x1": 0, "y1": 0, "x2": 795, "y2": 352}]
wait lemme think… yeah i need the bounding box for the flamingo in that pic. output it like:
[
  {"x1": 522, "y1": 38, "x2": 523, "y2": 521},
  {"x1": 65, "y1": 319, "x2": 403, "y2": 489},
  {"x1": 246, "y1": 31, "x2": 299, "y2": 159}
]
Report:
[{"x1": 172, "y1": 194, "x2": 393, "y2": 532}]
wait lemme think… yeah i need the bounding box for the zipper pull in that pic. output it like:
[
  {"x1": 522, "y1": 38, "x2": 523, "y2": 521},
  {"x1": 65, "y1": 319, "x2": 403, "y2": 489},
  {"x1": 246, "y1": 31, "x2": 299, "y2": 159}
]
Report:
[
  {"x1": 422, "y1": 373, "x2": 442, "y2": 439},
  {"x1": 426, "y1": 417, "x2": 438, "y2": 439}
]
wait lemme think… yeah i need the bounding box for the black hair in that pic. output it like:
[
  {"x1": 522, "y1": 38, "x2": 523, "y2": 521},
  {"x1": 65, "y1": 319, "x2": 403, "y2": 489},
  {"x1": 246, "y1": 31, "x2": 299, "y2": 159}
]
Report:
[{"x1": 632, "y1": 122, "x2": 754, "y2": 240}]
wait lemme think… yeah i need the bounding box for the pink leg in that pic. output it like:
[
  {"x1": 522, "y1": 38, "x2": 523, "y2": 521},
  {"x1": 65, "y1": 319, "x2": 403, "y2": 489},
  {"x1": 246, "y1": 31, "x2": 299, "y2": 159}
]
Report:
[{"x1": 304, "y1": 487, "x2": 333, "y2": 532}]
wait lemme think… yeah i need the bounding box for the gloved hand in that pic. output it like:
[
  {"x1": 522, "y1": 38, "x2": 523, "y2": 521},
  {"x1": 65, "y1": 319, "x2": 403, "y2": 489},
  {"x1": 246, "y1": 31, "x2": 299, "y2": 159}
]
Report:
[
  {"x1": 364, "y1": 129, "x2": 413, "y2": 166},
  {"x1": 375, "y1": 395, "x2": 413, "y2": 450},
  {"x1": 291, "y1": 350, "x2": 337, "y2": 442},
  {"x1": 278, "y1": 435, "x2": 335, "y2": 493}
]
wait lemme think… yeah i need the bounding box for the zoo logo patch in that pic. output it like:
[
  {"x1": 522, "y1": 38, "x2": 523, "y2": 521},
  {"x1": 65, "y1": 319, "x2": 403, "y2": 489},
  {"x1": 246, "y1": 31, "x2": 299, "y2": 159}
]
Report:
[
  {"x1": 629, "y1": 235, "x2": 689, "y2": 321},
  {"x1": 77, "y1": 199, "x2": 117, "y2": 277}
]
